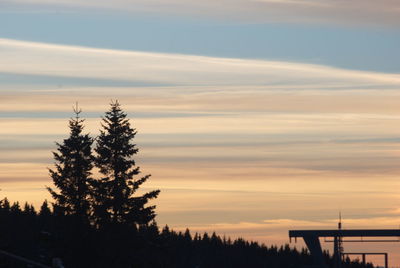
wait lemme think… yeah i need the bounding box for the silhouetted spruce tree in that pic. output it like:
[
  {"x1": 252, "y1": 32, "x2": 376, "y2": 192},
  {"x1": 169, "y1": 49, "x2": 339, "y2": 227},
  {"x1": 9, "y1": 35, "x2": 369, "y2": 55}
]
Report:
[
  {"x1": 47, "y1": 105, "x2": 94, "y2": 223},
  {"x1": 93, "y1": 100, "x2": 160, "y2": 227},
  {"x1": 2, "y1": 197, "x2": 10, "y2": 210},
  {"x1": 39, "y1": 200, "x2": 52, "y2": 218},
  {"x1": 10, "y1": 201, "x2": 21, "y2": 214}
]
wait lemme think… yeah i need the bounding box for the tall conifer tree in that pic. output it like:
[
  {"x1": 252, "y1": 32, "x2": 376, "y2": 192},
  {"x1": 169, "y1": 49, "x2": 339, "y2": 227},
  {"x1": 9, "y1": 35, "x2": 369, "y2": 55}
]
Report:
[
  {"x1": 47, "y1": 104, "x2": 94, "y2": 222},
  {"x1": 93, "y1": 101, "x2": 159, "y2": 226}
]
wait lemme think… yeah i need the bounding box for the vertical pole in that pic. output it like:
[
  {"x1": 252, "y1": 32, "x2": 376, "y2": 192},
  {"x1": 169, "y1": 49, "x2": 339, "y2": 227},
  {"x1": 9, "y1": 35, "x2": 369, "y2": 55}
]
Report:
[
  {"x1": 362, "y1": 254, "x2": 366, "y2": 266},
  {"x1": 333, "y1": 237, "x2": 338, "y2": 268},
  {"x1": 333, "y1": 236, "x2": 341, "y2": 268},
  {"x1": 384, "y1": 253, "x2": 388, "y2": 268}
]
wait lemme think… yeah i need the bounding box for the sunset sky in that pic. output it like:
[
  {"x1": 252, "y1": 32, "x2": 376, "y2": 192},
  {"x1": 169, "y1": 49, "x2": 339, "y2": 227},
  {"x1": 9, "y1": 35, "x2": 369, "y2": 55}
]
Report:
[{"x1": 1, "y1": 1, "x2": 400, "y2": 266}]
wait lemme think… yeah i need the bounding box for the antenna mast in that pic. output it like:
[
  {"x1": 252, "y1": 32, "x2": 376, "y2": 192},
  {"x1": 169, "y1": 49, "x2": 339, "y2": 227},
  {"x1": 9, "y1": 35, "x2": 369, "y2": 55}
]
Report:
[{"x1": 338, "y1": 212, "x2": 344, "y2": 264}]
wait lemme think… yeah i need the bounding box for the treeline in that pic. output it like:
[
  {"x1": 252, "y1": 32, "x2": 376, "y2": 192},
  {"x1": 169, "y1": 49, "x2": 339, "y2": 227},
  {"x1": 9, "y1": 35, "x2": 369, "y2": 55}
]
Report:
[
  {"x1": 0, "y1": 101, "x2": 163, "y2": 267},
  {"x1": 0, "y1": 102, "x2": 374, "y2": 267},
  {"x1": 0, "y1": 198, "x2": 373, "y2": 268}
]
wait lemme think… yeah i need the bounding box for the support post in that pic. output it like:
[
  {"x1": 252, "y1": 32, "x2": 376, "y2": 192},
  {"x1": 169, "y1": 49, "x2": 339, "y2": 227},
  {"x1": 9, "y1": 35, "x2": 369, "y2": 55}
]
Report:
[
  {"x1": 333, "y1": 236, "x2": 342, "y2": 268},
  {"x1": 384, "y1": 253, "x2": 388, "y2": 268},
  {"x1": 303, "y1": 235, "x2": 328, "y2": 268}
]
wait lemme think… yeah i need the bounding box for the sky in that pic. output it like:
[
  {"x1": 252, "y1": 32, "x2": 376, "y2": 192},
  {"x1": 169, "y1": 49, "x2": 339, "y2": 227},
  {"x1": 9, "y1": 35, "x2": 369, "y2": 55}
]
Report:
[{"x1": 1, "y1": 0, "x2": 400, "y2": 266}]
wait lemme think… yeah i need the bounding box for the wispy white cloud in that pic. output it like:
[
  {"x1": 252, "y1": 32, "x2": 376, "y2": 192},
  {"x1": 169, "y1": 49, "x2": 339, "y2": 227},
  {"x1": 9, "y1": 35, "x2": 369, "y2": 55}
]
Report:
[
  {"x1": 1, "y1": 38, "x2": 400, "y2": 87},
  {"x1": 2, "y1": 0, "x2": 400, "y2": 26},
  {"x1": 2, "y1": 38, "x2": 400, "y2": 178}
]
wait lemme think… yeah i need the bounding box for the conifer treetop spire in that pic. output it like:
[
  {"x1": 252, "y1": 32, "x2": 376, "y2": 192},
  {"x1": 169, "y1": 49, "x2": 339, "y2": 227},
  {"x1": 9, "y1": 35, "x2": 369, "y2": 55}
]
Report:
[{"x1": 73, "y1": 102, "x2": 82, "y2": 120}]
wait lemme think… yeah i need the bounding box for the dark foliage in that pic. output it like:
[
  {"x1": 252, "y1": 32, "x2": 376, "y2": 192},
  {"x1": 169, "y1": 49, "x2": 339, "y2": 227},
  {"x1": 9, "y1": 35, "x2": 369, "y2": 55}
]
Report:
[
  {"x1": 0, "y1": 199, "x2": 374, "y2": 268},
  {"x1": 47, "y1": 105, "x2": 94, "y2": 224},
  {"x1": 93, "y1": 100, "x2": 160, "y2": 227}
]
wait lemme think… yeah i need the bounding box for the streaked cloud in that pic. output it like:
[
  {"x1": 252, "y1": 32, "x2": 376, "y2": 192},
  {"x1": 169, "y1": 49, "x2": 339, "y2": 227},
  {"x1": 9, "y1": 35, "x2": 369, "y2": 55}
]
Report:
[
  {"x1": 2, "y1": 38, "x2": 400, "y2": 179},
  {"x1": 1, "y1": 38, "x2": 400, "y2": 266},
  {"x1": 1, "y1": 38, "x2": 400, "y2": 88},
  {"x1": 2, "y1": 0, "x2": 400, "y2": 26}
]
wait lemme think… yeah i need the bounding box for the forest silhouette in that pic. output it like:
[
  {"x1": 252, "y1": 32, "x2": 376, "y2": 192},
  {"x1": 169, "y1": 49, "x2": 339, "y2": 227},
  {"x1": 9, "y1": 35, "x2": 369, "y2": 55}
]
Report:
[{"x1": 0, "y1": 102, "x2": 374, "y2": 268}]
